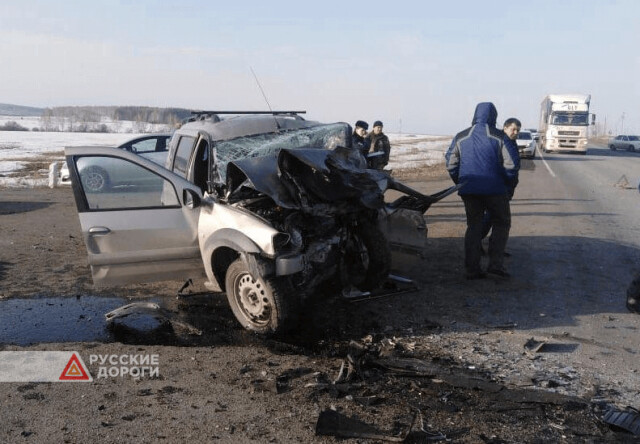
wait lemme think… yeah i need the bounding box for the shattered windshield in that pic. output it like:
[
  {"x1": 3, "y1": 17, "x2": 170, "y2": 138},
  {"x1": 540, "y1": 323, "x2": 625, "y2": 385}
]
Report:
[
  {"x1": 551, "y1": 112, "x2": 589, "y2": 126},
  {"x1": 213, "y1": 122, "x2": 350, "y2": 182}
]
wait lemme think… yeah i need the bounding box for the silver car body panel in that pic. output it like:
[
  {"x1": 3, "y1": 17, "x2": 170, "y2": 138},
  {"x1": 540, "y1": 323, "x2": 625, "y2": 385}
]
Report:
[{"x1": 65, "y1": 146, "x2": 206, "y2": 287}]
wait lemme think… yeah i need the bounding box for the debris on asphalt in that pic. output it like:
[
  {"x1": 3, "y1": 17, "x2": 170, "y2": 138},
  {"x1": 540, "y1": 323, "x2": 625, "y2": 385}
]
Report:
[
  {"x1": 275, "y1": 367, "x2": 314, "y2": 394},
  {"x1": 104, "y1": 302, "x2": 202, "y2": 343},
  {"x1": 316, "y1": 408, "x2": 445, "y2": 442},
  {"x1": 602, "y1": 406, "x2": 640, "y2": 435}
]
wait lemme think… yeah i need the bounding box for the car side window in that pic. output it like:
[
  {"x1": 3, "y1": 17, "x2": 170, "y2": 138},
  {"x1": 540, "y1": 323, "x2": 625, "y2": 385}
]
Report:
[
  {"x1": 76, "y1": 156, "x2": 179, "y2": 210},
  {"x1": 173, "y1": 136, "x2": 196, "y2": 178},
  {"x1": 129, "y1": 139, "x2": 157, "y2": 153}
]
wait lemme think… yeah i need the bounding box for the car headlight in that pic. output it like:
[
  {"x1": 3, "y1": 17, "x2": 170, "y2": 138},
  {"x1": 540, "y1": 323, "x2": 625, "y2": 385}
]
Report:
[{"x1": 272, "y1": 232, "x2": 291, "y2": 252}]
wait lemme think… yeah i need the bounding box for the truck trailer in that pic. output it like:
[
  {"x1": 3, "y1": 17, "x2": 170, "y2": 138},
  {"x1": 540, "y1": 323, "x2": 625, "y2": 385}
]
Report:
[{"x1": 539, "y1": 94, "x2": 593, "y2": 154}]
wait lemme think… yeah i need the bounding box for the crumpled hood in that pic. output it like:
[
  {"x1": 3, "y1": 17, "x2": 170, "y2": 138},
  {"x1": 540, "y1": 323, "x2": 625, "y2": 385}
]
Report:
[
  {"x1": 226, "y1": 147, "x2": 389, "y2": 213},
  {"x1": 226, "y1": 147, "x2": 462, "y2": 215},
  {"x1": 471, "y1": 102, "x2": 497, "y2": 126}
]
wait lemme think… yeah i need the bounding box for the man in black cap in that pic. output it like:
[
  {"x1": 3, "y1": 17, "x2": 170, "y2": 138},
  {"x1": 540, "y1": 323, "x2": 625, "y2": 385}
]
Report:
[
  {"x1": 352, "y1": 120, "x2": 370, "y2": 157},
  {"x1": 368, "y1": 120, "x2": 391, "y2": 170}
]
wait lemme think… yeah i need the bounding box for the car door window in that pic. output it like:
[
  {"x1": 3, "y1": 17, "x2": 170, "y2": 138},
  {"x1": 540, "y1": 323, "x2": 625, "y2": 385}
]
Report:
[
  {"x1": 129, "y1": 139, "x2": 158, "y2": 153},
  {"x1": 173, "y1": 136, "x2": 196, "y2": 178},
  {"x1": 76, "y1": 156, "x2": 179, "y2": 210}
]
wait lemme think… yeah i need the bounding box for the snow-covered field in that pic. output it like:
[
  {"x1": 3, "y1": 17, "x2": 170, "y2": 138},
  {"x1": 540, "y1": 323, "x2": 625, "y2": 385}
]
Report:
[{"x1": 0, "y1": 118, "x2": 451, "y2": 188}]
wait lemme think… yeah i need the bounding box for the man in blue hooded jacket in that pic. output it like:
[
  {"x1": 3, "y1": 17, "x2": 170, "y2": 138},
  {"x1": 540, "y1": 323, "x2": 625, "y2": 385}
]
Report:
[{"x1": 445, "y1": 102, "x2": 520, "y2": 279}]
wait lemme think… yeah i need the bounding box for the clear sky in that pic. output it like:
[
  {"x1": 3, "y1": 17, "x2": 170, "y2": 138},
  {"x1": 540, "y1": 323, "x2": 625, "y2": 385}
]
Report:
[{"x1": 1, "y1": 0, "x2": 638, "y2": 134}]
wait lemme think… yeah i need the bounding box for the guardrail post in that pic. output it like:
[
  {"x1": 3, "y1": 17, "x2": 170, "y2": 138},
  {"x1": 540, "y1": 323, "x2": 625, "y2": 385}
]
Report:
[{"x1": 48, "y1": 161, "x2": 60, "y2": 188}]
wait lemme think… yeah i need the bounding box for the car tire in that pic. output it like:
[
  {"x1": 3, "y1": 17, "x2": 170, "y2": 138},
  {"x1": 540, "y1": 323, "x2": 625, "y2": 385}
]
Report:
[
  {"x1": 610, "y1": 144, "x2": 616, "y2": 151},
  {"x1": 81, "y1": 166, "x2": 110, "y2": 192},
  {"x1": 629, "y1": 145, "x2": 635, "y2": 152},
  {"x1": 225, "y1": 258, "x2": 291, "y2": 334},
  {"x1": 343, "y1": 221, "x2": 391, "y2": 291}
]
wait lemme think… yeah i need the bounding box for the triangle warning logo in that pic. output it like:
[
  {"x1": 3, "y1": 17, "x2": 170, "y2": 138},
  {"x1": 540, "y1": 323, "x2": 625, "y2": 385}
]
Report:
[{"x1": 59, "y1": 353, "x2": 92, "y2": 381}]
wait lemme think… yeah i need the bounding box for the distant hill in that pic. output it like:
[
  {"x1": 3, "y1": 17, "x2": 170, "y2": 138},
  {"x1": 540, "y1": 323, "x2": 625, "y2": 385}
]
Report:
[{"x1": 0, "y1": 103, "x2": 45, "y2": 116}]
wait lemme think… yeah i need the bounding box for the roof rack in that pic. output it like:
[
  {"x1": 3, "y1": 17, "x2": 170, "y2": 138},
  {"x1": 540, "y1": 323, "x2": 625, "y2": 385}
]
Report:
[
  {"x1": 190, "y1": 111, "x2": 306, "y2": 116},
  {"x1": 185, "y1": 110, "x2": 306, "y2": 124}
]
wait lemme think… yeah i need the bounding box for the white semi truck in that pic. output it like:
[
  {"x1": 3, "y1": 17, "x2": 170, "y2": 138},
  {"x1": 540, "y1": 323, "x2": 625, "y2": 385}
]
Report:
[{"x1": 539, "y1": 94, "x2": 593, "y2": 154}]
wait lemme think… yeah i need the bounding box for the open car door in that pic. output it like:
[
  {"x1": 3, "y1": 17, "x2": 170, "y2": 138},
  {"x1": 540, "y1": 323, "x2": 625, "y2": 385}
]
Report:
[{"x1": 64, "y1": 146, "x2": 206, "y2": 287}]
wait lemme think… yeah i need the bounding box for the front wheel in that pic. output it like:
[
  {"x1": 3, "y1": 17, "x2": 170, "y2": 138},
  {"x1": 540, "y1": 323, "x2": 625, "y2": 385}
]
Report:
[
  {"x1": 628, "y1": 145, "x2": 635, "y2": 152},
  {"x1": 343, "y1": 221, "x2": 391, "y2": 291},
  {"x1": 225, "y1": 258, "x2": 291, "y2": 334},
  {"x1": 610, "y1": 144, "x2": 616, "y2": 151}
]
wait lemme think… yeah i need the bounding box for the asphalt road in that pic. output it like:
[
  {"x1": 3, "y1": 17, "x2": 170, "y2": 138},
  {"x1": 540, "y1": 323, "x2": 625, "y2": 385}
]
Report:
[{"x1": 420, "y1": 140, "x2": 640, "y2": 407}]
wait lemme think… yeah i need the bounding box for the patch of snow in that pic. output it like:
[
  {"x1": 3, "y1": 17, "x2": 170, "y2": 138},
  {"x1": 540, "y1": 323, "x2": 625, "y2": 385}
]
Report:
[
  {"x1": 0, "y1": 128, "x2": 453, "y2": 188},
  {"x1": 0, "y1": 161, "x2": 26, "y2": 173}
]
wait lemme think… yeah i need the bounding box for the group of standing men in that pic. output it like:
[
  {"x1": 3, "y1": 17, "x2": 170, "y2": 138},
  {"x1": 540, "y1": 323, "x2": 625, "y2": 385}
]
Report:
[
  {"x1": 351, "y1": 106, "x2": 521, "y2": 280},
  {"x1": 350, "y1": 105, "x2": 640, "y2": 314},
  {"x1": 351, "y1": 120, "x2": 391, "y2": 170}
]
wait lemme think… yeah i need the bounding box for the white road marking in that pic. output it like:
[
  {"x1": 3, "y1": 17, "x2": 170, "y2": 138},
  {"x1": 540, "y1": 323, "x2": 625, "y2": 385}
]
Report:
[{"x1": 537, "y1": 149, "x2": 556, "y2": 177}]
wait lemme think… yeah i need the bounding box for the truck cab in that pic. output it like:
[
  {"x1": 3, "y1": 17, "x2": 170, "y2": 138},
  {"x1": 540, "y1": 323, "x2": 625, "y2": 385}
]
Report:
[{"x1": 539, "y1": 94, "x2": 593, "y2": 154}]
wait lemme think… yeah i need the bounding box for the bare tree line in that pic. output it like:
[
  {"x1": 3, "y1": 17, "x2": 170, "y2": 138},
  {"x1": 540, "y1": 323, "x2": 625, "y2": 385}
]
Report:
[{"x1": 1, "y1": 106, "x2": 193, "y2": 132}]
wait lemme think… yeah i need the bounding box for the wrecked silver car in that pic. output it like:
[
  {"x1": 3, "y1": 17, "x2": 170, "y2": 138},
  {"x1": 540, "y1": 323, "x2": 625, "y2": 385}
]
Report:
[{"x1": 65, "y1": 112, "x2": 456, "y2": 334}]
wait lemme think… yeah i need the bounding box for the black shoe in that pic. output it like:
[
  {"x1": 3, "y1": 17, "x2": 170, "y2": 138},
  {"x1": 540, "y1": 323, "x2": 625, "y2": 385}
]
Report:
[
  {"x1": 487, "y1": 268, "x2": 510, "y2": 279},
  {"x1": 466, "y1": 271, "x2": 487, "y2": 280},
  {"x1": 503, "y1": 251, "x2": 512, "y2": 258}
]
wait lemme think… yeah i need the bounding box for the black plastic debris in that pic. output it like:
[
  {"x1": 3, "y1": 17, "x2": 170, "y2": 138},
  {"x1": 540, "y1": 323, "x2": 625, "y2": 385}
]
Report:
[
  {"x1": 316, "y1": 409, "x2": 396, "y2": 441},
  {"x1": 275, "y1": 367, "x2": 313, "y2": 394},
  {"x1": 316, "y1": 409, "x2": 445, "y2": 442},
  {"x1": 602, "y1": 407, "x2": 640, "y2": 435},
  {"x1": 105, "y1": 302, "x2": 202, "y2": 344},
  {"x1": 373, "y1": 357, "x2": 439, "y2": 377},
  {"x1": 524, "y1": 338, "x2": 579, "y2": 358}
]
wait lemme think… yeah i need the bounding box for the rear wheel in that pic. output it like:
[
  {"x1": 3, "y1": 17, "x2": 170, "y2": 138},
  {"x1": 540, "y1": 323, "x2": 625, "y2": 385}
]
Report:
[
  {"x1": 225, "y1": 259, "x2": 291, "y2": 334},
  {"x1": 81, "y1": 166, "x2": 110, "y2": 192},
  {"x1": 628, "y1": 145, "x2": 635, "y2": 152},
  {"x1": 610, "y1": 144, "x2": 616, "y2": 151}
]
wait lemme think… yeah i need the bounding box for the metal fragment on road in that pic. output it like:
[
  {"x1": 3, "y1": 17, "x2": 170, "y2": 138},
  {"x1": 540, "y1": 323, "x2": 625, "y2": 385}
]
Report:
[{"x1": 105, "y1": 302, "x2": 161, "y2": 321}]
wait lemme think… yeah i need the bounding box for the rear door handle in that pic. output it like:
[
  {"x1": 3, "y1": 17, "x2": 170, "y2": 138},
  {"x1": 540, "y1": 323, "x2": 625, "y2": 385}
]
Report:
[{"x1": 89, "y1": 226, "x2": 111, "y2": 235}]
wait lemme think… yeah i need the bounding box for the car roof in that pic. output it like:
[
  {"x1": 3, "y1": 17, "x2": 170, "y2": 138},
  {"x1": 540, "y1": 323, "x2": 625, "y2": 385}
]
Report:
[{"x1": 177, "y1": 114, "x2": 321, "y2": 142}]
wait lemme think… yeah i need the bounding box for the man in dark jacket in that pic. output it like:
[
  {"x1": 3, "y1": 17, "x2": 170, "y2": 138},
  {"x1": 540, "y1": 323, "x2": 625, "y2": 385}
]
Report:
[
  {"x1": 352, "y1": 120, "x2": 370, "y2": 157},
  {"x1": 367, "y1": 120, "x2": 391, "y2": 169},
  {"x1": 481, "y1": 117, "x2": 521, "y2": 241},
  {"x1": 445, "y1": 102, "x2": 520, "y2": 279}
]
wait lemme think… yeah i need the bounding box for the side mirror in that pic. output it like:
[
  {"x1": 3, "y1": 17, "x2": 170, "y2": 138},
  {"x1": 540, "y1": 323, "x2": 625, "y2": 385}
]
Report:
[{"x1": 183, "y1": 188, "x2": 201, "y2": 209}]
